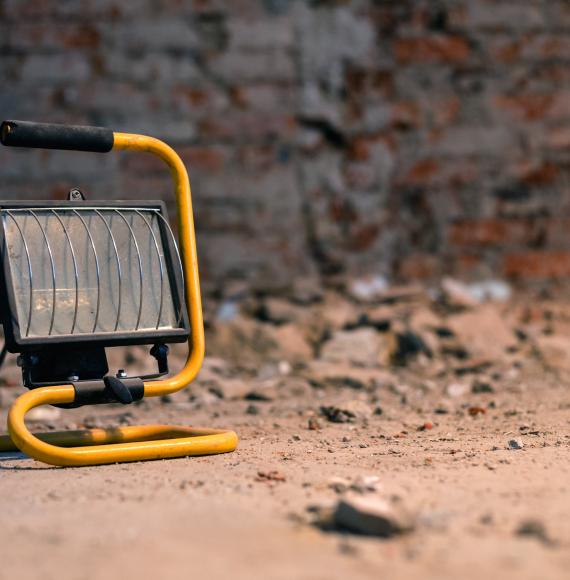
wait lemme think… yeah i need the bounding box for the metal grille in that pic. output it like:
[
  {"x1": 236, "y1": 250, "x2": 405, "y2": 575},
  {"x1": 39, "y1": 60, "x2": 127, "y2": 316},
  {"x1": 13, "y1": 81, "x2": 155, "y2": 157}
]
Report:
[{"x1": 1, "y1": 207, "x2": 185, "y2": 339}]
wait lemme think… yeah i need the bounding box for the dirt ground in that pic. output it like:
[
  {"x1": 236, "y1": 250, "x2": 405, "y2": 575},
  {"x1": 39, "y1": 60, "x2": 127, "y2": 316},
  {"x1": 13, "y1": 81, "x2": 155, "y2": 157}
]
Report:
[{"x1": 1, "y1": 283, "x2": 569, "y2": 579}]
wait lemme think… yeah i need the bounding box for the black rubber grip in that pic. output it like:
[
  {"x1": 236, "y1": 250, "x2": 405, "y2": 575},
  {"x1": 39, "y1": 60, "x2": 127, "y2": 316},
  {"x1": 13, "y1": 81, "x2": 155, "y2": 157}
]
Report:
[
  {"x1": 72, "y1": 377, "x2": 144, "y2": 407},
  {"x1": 0, "y1": 120, "x2": 114, "y2": 152}
]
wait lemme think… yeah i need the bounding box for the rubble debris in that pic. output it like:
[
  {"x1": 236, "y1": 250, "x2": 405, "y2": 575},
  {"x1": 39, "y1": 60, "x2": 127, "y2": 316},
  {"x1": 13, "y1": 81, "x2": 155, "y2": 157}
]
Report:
[
  {"x1": 332, "y1": 493, "x2": 416, "y2": 537},
  {"x1": 308, "y1": 417, "x2": 322, "y2": 430},
  {"x1": 393, "y1": 330, "x2": 430, "y2": 366},
  {"x1": 255, "y1": 298, "x2": 306, "y2": 325},
  {"x1": 446, "y1": 383, "x2": 469, "y2": 398},
  {"x1": 291, "y1": 276, "x2": 323, "y2": 305},
  {"x1": 350, "y1": 475, "x2": 382, "y2": 494},
  {"x1": 206, "y1": 378, "x2": 251, "y2": 400},
  {"x1": 313, "y1": 292, "x2": 359, "y2": 332},
  {"x1": 271, "y1": 324, "x2": 314, "y2": 362},
  {"x1": 535, "y1": 335, "x2": 570, "y2": 373},
  {"x1": 347, "y1": 275, "x2": 389, "y2": 303},
  {"x1": 0, "y1": 386, "x2": 20, "y2": 409},
  {"x1": 320, "y1": 400, "x2": 372, "y2": 423},
  {"x1": 26, "y1": 406, "x2": 61, "y2": 422},
  {"x1": 467, "y1": 280, "x2": 512, "y2": 303},
  {"x1": 454, "y1": 359, "x2": 493, "y2": 375},
  {"x1": 207, "y1": 316, "x2": 311, "y2": 366},
  {"x1": 471, "y1": 379, "x2": 494, "y2": 393},
  {"x1": 328, "y1": 475, "x2": 382, "y2": 495},
  {"x1": 320, "y1": 328, "x2": 394, "y2": 367},
  {"x1": 216, "y1": 300, "x2": 239, "y2": 322},
  {"x1": 328, "y1": 477, "x2": 350, "y2": 494},
  {"x1": 447, "y1": 305, "x2": 517, "y2": 361},
  {"x1": 507, "y1": 438, "x2": 524, "y2": 450},
  {"x1": 82, "y1": 415, "x2": 103, "y2": 429},
  {"x1": 200, "y1": 282, "x2": 570, "y2": 389},
  {"x1": 244, "y1": 388, "x2": 275, "y2": 402},
  {"x1": 306, "y1": 361, "x2": 394, "y2": 391},
  {"x1": 515, "y1": 519, "x2": 555, "y2": 546},
  {"x1": 255, "y1": 470, "x2": 286, "y2": 483},
  {"x1": 441, "y1": 278, "x2": 511, "y2": 307},
  {"x1": 0, "y1": 357, "x2": 22, "y2": 388},
  {"x1": 441, "y1": 277, "x2": 480, "y2": 308}
]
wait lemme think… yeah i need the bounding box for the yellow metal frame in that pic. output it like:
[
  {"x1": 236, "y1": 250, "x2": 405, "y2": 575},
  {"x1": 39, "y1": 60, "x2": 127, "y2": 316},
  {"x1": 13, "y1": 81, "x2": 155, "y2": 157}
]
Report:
[{"x1": 0, "y1": 132, "x2": 238, "y2": 466}]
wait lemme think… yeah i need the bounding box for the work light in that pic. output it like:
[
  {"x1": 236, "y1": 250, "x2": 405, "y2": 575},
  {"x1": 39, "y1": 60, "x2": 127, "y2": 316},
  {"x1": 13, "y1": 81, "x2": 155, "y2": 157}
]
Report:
[{"x1": 0, "y1": 120, "x2": 238, "y2": 466}]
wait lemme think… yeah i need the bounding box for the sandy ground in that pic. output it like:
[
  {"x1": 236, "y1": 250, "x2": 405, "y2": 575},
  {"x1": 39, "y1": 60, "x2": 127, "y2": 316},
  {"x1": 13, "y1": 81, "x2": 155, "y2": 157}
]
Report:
[{"x1": 1, "y1": 370, "x2": 569, "y2": 580}]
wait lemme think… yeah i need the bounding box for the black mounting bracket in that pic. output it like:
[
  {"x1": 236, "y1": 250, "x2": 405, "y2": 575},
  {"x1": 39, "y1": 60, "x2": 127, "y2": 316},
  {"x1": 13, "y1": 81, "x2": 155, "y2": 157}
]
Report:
[
  {"x1": 19, "y1": 345, "x2": 109, "y2": 388},
  {"x1": 17, "y1": 341, "x2": 170, "y2": 410}
]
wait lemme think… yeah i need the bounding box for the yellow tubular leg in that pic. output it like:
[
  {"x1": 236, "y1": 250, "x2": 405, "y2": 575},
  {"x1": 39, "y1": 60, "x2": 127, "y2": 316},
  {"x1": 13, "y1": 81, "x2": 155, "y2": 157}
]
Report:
[{"x1": 1, "y1": 132, "x2": 238, "y2": 466}]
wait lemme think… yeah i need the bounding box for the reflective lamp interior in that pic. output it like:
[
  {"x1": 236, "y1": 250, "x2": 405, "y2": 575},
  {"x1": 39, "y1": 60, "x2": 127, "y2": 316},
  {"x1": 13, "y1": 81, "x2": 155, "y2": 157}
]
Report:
[{"x1": 1, "y1": 206, "x2": 184, "y2": 341}]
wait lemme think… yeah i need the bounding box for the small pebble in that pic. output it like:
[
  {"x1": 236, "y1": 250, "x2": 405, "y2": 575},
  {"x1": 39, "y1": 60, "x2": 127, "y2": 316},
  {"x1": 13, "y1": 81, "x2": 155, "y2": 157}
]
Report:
[{"x1": 507, "y1": 438, "x2": 524, "y2": 450}]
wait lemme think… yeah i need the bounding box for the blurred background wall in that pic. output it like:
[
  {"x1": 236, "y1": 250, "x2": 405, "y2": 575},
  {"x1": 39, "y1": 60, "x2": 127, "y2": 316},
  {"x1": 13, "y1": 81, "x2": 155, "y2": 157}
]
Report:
[{"x1": 0, "y1": 0, "x2": 569, "y2": 293}]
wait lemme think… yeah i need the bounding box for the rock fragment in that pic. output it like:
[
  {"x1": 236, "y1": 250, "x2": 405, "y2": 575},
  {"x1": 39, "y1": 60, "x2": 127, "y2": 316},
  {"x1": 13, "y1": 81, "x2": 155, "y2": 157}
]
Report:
[
  {"x1": 320, "y1": 400, "x2": 372, "y2": 423},
  {"x1": 328, "y1": 475, "x2": 382, "y2": 494},
  {"x1": 535, "y1": 335, "x2": 570, "y2": 373},
  {"x1": 308, "y1": 417, "x2": 322, "y2": 430},
  {"x1": 320, "y1": 328, "x2": 395, "y2": 367},
  {"x1": 447, "y1": 304, "x2": 517, "y2": 360},
  {"x1": 471, "y1": 379, "x2": 494, "y2": 393},
  {"x1": 255, "y1": 470, "x2": 286, "y2": 483},
  {"x1": 291, "y1": 276, "x2": 323, "y2": 305},
  {"x1": 347, "y1": 275, "x2": 389, "y2": 303},
  {"x1": 507, "y1": 438, "x2": 524, "y2": 450},
  {"x1": 333, "y1": 493, "x2": 416, "y2": 537},
  {"x1": 350, "y1": 475, "x2": 382, "y2": 494},
  {"x1": 446, "y1": 382, "x2": 469, "y2": 398},
  {"x1": 515, "y1": 519, "x2": 555, "y2": 546},
  {"x1": 328, "y1": 477, "x2": 351, "y2": 494},
  {"x1": 26, "y1": 406, "x2": 61, "y2": 422},
  {"x1": 306, "y1": 360, "x2": 395, "y2": 390}
]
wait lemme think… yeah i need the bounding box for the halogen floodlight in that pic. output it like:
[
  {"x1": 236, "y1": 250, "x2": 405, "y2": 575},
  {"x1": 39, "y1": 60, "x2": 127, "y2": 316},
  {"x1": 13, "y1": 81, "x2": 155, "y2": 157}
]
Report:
[{"x1": 0, "y1": 120, "x2": 238, "y2": 466}]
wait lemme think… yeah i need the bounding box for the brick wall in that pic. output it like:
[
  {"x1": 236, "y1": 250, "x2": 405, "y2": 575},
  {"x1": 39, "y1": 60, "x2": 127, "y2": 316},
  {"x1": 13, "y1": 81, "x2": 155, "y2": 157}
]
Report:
[{"x1": 0, "y1": 0, "x2": 569, "y2": 291}]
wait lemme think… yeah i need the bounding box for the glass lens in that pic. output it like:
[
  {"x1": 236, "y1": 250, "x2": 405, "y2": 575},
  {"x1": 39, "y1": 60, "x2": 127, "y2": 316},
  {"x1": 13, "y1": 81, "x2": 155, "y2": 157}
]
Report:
[{"x1": 2, "y1": 207, "x2": 181, "y2": 338}]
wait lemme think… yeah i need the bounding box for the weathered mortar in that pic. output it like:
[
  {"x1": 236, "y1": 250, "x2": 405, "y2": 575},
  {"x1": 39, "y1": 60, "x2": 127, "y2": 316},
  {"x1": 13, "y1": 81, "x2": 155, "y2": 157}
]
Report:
[{"x1": 0, "y1": 0, "x2": 569, "y2": 289}]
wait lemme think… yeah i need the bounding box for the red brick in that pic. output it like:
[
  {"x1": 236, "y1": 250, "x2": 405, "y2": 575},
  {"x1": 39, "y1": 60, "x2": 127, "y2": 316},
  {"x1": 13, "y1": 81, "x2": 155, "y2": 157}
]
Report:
[
  {"x1": 431, "y1": 97, "x2": 461, "y2": 127},
  {"x1": 347, "y1": 224, "x2": 381, "y2": 251},
  {"x1": 401, "y1": 159, "x2": 440, "y2": 185},
  {"x1": 449, "y1": 219, "x2": 534, "y2": 247},
  {"x1": 494, "y1": 94, "x2": 555, "y2": 121},
  {"x1": 394, "y1": 36, "x2": 470, "y2": 64},
  {"x1": 180, "y1": 146, "x2": 229, "y2": 172},
  {"x1": 348, "y1": 138, "x2": 372, "y2": 162},
  {"x1": 522, "y1": 35, "x2": 570, "y2": 60},
  {"x1": 547, "y1": 127, "x2": 570, "y2": 150},
  {"x1": 513, "y1": 161, "x2": 559, "y2": 186},
  {"x1": 197, "y1": 114, "x2": 296, "y2": 142},
  {"x1": 503, "y1": 251, "x2": 570, "y2": 279},
  {"x1": 391, "y1": 101, "x2": 421, "y2": 129},
  {"x1": 450, "y1": 2, "x2": 545, "y2": 32},
  {"x1": 329, "y1": 198, "x2": 358, "y2": 225},
  {"x1": 398, "y1": 254, "x2": 439, "y2": 280},
  {"x1": 543, "y1": 218, "x2": 570, "y2": 247},
  {"x1": 454, "y1": 254, "x2": 485, "y2": 278},
  {"x1": 61, "y1": 25, "x2": 101, "y2": 49},
  {"x1": 237, "y1": 145, "x2": 278, "y2": 172},
  {"x1": 489, "y1": 38, "x2": 523, "y2": 64},
  {"x1": 121, "y1": 153, "x2": 165, "y2": 175}
]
